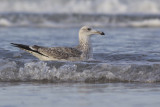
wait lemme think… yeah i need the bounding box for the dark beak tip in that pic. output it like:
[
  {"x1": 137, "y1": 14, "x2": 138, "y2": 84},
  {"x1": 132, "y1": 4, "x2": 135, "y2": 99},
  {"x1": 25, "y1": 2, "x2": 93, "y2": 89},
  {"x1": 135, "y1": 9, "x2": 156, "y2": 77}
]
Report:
[{"x1": 101, "y1": 32, "x2": 105, "y2": 35}]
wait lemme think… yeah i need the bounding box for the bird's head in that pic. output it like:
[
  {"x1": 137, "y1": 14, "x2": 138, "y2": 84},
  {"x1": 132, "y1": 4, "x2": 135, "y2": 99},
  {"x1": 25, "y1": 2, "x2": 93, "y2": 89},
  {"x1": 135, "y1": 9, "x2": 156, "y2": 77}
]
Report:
[{"x1": 79, "y1": 26, "x2": 105, "y2": 37}]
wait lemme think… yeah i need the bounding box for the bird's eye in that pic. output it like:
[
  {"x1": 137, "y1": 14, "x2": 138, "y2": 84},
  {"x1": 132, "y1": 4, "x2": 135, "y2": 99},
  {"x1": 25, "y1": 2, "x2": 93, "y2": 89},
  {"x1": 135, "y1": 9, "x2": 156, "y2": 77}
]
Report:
[{"x1": 87, "y1": 28, "x2": 91, "y2": 31}]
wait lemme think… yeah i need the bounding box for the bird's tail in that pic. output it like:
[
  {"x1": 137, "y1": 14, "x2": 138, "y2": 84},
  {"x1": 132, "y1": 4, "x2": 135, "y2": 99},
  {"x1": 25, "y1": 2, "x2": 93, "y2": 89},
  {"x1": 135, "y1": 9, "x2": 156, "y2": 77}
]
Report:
[{"x1": 11, "y1": 43, "x2": 48, "y2": 59}]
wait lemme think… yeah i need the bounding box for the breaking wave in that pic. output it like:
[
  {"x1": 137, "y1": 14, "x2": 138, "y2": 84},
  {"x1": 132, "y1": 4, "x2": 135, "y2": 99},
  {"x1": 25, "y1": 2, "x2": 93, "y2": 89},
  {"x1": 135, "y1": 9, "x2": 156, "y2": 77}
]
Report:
[
  {"x1": 0, "y1": 13, "x2": 160, "y2": 27},
  {"x1": 0, "y1": 0, "x2": 160, "y2": 27},
  {"x1": 0, "y1": 49, "x2": 160, "y2": 83},
  {"x1": 0, "y1": 58, "x2": 160, "y2": 83},
  {"x1": 0, "y1": 0, "x2": 160, "y2": 14}
]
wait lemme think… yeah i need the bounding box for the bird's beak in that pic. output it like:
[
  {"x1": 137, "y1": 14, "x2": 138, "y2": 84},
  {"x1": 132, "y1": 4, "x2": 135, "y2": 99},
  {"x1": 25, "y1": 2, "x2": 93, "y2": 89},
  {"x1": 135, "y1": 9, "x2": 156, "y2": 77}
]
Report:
[
  {"x1": 98, "y1": 31, "x2": 105, "y2": 35},
  {"x1": 92, "y1": 30, "x2": 105, "y2": 35}
]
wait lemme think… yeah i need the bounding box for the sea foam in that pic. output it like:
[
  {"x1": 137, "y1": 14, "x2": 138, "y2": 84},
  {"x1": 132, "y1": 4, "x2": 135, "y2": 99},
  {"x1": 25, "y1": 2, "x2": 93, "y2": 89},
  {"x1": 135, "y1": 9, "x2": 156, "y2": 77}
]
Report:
[
  {"x1": 0, "y1": 59, "x2": 160, "y2": 83},
  {"x1": 0, "y1": 0, "x2": 160, "y2": 14}
]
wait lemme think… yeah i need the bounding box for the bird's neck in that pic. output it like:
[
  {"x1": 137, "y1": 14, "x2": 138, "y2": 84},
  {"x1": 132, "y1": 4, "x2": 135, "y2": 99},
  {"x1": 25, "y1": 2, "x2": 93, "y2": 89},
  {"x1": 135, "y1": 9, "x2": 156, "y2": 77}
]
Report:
[
  {"x1": 79, "y1": 35, "x2": 90, "y2": 46},
  {"x1": 78, "y1": 34, "x2": 92, "y2": 59}
]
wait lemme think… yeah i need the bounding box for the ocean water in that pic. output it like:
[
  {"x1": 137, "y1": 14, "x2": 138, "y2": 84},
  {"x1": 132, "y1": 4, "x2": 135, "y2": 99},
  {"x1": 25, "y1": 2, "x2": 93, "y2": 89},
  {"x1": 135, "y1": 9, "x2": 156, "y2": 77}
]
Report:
[
  {"x1": 0, "y1": 26, "x2": 160, "y2": 107},
  {"x1": 1, "y1": 0, "x2": 160, "y2": 107},
  {"x1": 0, "y1": 82, "x2": 160, "y2": 107},
  {"x1": 1, "y1": 27, "x2": 160, "y2": 83}
]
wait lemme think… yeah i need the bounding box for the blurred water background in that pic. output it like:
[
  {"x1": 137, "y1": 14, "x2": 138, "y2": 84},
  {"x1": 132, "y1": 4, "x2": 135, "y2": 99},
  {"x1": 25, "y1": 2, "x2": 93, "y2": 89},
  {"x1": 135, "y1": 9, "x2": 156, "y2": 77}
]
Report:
[
  {"x1": 0, "y1": 0, "x2": 160, "y2": 27},
  {"x1": 0, "y1": 0, "x2": 160, "y2": 107}
]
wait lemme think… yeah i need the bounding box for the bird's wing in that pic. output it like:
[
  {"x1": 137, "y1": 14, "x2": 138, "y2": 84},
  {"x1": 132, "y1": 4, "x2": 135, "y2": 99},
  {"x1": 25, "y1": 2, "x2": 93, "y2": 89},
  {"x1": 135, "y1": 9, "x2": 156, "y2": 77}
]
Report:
[
  {"x1": 11, "y1": 43, "x2": 82, "y2": 60},
  {"x1": 35, "y1": 46, "x2": 82, "y2": 59}
]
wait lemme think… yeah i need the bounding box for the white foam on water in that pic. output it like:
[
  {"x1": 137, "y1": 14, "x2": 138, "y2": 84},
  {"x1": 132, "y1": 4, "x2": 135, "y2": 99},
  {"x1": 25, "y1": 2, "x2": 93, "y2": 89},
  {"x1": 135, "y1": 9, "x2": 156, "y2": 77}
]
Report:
[
  {"x1": 0, "y1": 59, "x2": 18, "y2": 80},
  {"x1": 0, "y1": 13, "x2": 160, "y2": 28},
  {"x1": 129, "y1": 0, "x2": 160, "y2": 14},
  {"x1": 0, "y1": 0, "x2": 160, "y2": 14},
  {"x1": 0, "y1": 59, "x2": 160, "y2": 83},
  {"x1": 129, "y1": 19, "x2": 160, "y2": 27},
  {"x1": 0, "y1": 18, "x2": 11, "y2": 27}
]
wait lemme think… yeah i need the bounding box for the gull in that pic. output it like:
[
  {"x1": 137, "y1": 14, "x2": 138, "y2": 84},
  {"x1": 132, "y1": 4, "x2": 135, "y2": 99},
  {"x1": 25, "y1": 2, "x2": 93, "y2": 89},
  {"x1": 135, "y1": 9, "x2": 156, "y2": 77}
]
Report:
[{"x1": 11, "y1": 26, "x2": 105, "y2": 61}]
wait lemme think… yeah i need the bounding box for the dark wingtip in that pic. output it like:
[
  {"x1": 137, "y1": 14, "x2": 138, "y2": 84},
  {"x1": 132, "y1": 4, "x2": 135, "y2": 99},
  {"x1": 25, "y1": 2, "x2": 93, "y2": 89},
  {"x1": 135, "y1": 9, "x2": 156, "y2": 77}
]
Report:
[
  {"x1": 11, "y1": 43, "x2": 22, "y2": 48},
  {"x1": 10, "y1": 43, "x2": 30, "y2": 50},
  {"x1": 11, "y1": 43, "x2": 18, "y2": 46}
]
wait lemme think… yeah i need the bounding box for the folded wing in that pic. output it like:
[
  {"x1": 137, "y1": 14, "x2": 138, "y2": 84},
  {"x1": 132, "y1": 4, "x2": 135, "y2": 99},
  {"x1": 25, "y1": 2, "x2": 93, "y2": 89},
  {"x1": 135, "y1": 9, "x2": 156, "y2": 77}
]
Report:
[{"x1": 11, "y1": 43, "x2": 82, "y2": 60}]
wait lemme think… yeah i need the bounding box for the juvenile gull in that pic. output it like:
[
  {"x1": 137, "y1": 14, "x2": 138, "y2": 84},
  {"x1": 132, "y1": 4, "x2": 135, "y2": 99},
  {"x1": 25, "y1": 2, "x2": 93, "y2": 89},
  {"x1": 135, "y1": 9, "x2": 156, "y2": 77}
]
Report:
[{"x1": 11, "y1": 26, "x2": 105, "y2": 61}]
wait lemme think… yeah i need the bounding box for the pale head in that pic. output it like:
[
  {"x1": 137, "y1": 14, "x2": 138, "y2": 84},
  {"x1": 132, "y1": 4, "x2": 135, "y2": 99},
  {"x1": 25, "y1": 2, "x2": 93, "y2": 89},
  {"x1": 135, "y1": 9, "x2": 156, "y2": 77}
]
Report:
[{"x1": 79, "y1": 26, "x2": 105, "y2": 37}]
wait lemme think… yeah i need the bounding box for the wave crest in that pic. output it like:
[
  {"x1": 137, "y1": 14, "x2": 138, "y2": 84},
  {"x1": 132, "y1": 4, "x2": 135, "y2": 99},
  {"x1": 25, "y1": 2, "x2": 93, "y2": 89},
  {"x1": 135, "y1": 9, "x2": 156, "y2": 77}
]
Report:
[
  {"x1": 0, "y1": 0, "x2": 160, "y2": 14},
  {"x1": 0, "y1": 59, "x2": 160, "y2": 83},
  {"x1": 1, "y1": 13, "x2": 160, "y2": 27}
]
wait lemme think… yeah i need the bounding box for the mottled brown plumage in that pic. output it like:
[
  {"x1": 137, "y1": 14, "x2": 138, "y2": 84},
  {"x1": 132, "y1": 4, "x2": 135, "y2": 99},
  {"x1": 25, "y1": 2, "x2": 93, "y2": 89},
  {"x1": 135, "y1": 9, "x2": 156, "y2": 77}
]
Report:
[{"x1": 37, "y1": 47, "x2": 82, "y2": 59}]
